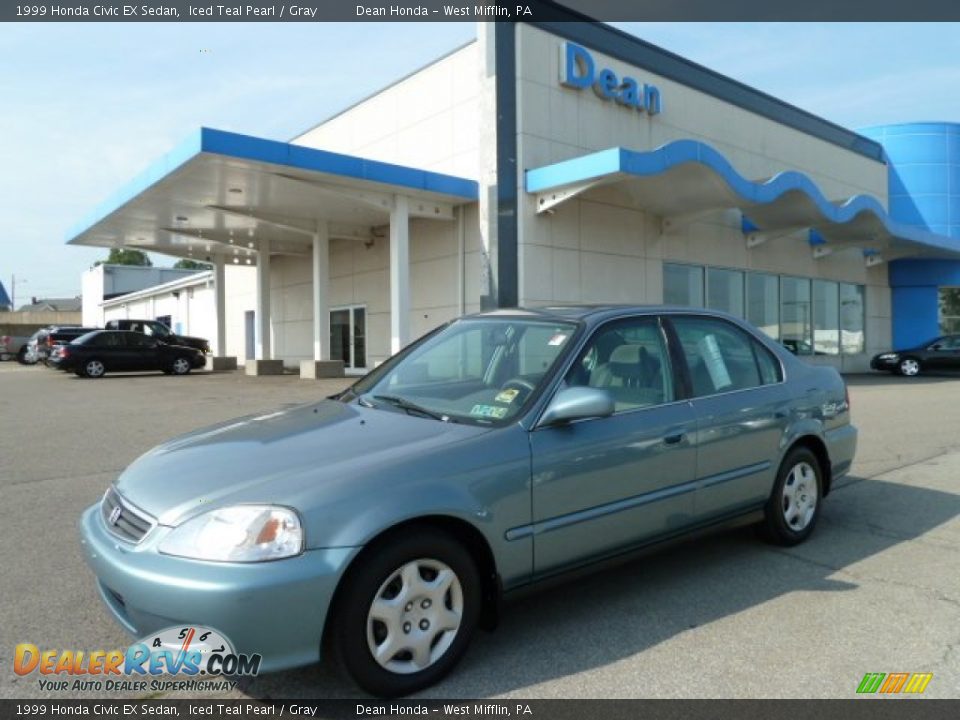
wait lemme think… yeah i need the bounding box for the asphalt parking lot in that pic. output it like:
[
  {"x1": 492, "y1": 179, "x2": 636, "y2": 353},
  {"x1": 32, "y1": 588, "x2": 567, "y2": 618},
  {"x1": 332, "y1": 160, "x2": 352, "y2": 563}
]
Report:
[{"x1": 1, "y1": 363, "x2": 958, "y2": 700}]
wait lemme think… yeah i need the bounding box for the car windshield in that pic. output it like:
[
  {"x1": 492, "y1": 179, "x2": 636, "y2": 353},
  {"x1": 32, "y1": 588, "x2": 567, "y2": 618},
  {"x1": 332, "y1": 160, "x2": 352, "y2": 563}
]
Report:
[
  {"x1": 145, "y1": 322, "x2": 172, "y2": 338},
  {"x1": 349, "y1": 317, "x2": 579, "y2": 425}
]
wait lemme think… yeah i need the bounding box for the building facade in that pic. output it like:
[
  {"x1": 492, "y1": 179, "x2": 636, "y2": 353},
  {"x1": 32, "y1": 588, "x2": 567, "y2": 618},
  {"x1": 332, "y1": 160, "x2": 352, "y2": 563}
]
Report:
[{"x1": 68, "y1": 20, "x2": 960, "y2": 374}]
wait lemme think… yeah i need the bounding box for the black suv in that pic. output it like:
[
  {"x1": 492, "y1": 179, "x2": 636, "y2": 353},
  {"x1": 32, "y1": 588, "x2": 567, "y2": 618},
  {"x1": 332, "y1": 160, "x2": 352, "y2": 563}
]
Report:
[{"x1": 104, "y1": 319, "x2": 210, "y2": 354}]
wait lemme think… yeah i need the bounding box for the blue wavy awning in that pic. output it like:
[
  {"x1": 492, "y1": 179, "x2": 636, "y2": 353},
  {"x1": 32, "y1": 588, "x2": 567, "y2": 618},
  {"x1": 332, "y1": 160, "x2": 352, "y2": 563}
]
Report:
[{"x1": 525, "y1": 140, "x2": 960, "y2": 261}]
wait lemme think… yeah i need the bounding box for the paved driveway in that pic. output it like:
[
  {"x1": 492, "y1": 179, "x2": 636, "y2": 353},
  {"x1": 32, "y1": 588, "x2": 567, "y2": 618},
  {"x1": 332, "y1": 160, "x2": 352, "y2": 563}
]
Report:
[{"x1": 0, "y1": 364, "x2": 957, "y2": 699}]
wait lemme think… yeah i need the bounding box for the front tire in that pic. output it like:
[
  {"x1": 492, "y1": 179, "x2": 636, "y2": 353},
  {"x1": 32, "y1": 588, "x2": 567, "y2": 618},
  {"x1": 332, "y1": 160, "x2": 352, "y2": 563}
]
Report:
[
  {"x1": 898, "y1": 357, "x2": 921, "y2": 377},
  {"x1": 170, "y1": 357, "x2": 192, "y2": 375},
  {"x1": 761, "y1": 447, "x2": 822, "y2": 546},
  {"x1": 330, "y1": 528, "x2": 481, "y2": 697}
]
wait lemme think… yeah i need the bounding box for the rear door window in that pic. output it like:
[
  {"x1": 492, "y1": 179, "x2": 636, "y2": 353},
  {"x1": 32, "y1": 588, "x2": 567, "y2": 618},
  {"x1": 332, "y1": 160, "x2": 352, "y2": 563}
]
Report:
[{"x1": 671, "y1": 316, "x2": 777, "y2": 397}]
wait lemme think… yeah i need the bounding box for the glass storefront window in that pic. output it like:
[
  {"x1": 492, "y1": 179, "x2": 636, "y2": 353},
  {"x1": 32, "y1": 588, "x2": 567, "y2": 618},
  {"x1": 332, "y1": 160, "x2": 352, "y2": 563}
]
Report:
[
  {"x1": 746, "y1": 273, "x2": 779, "y2": 340},
  {"x1": 939, "y1": 287, "x2": 960, "y2": 335},
  {"x1": 665, "y1": 265, "x2": 866, "y2": 355},
  {"x1": 840, "y1": 284, "x2": 866, "y2": 355},
  {"x1": 781, "y1": 277, "x2": 812, "y2": 355},
  {"x1": 663, "y1": 264, "x2": 704, "y2": 307},
  {"x1": 813, "y1": 280, "x2": 840, "y2": 355},
  {"x1": 706, "y1": 268, "x2": 744, "y2": 317}
]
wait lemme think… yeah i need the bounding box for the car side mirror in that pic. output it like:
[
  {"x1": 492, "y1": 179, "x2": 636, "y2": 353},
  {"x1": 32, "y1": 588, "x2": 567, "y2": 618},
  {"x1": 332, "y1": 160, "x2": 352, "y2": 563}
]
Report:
[
  {"x1": 931, "y1": 343, "x2": 944, "y2": 351},
  {"x1": 539, "y1": 386, "x2": 615, "y2": 427}
]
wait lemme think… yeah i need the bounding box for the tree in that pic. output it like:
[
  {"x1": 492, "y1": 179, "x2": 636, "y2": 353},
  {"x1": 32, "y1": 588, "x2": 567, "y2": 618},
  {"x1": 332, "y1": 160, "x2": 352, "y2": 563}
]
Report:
[
  {"x1": 95, "y1": 248, "x2": 152, "y2": 267},
  {"x1": 173, "y1": 258, "x2": 212, "y2": 270}
]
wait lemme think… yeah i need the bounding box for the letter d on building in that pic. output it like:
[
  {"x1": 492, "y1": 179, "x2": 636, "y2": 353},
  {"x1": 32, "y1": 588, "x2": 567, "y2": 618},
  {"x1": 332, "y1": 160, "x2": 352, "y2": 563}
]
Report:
[{"x1": 560, "y1": 42, "x2": 594, "y2": 88}]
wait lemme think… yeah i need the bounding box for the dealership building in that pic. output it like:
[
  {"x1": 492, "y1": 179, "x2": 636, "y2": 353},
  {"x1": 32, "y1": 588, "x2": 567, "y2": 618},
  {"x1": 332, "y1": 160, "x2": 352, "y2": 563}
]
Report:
[{"x1": 68, "y1": 19, "x2": 960, "y2": 375}]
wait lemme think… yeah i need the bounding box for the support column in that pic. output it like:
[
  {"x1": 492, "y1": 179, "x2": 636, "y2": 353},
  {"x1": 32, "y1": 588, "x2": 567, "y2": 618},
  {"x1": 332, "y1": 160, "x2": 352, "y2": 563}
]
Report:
[
  {"x1": 247, "y1": 238, "x2": 283, "y2": 375},
  {"x1": 313, "y1": 223, "x2": 330, "y2": 361},
  {"x1": 208, "y1": 256, "x2": 237, "y2": 372},
  {"x1": 390, "y1": 195, "x2": 410, "y2": 355},
  {"x1": 301, "y1": 222, "x2": 343, "y2": 379}
]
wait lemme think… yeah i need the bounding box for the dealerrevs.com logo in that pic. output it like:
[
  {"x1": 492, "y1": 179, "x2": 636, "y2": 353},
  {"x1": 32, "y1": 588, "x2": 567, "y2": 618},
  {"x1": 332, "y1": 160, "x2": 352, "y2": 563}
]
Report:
[{"x1": 14, "y1": 625, "x2": 261, "y2": 693}]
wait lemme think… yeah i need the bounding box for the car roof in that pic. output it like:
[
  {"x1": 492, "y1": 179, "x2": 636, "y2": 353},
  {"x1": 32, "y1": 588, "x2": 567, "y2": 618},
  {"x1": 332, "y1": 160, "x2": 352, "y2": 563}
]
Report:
[{"x1": 463, "y1": 305, "x2": 743, "y2": 324}]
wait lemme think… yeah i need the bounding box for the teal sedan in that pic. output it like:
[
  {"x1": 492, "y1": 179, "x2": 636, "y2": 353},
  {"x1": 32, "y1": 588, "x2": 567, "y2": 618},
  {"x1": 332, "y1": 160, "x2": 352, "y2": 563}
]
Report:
[{"x1": 79, "y1": 306, "x2": 856, "y2": 696}]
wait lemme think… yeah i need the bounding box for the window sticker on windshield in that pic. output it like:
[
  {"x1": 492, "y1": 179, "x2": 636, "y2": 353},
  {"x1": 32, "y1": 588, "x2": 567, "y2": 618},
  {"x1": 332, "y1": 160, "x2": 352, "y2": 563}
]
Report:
[
  {"x1": 548, "y1": 333, "x2": 568, "y2": 346},
  {"x1": 494, "y1": 388, "x2": 520, "y2": 404},
  {"x1": 698, "y1": 334, "x2": 732, "y2": 390},
  {"x1": 470, "y1": 404, "x2": 508, "y2": 419}
]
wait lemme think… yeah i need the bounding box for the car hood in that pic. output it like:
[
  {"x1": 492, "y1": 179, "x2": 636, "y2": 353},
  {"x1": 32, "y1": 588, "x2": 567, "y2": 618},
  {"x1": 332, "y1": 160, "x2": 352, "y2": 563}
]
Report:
[
  {"x1": 165, "y1": 335, "x2": 206, "y2": 348},
  {"x1": 115, "y1": 400, "x2": 489, "y2": 526}
]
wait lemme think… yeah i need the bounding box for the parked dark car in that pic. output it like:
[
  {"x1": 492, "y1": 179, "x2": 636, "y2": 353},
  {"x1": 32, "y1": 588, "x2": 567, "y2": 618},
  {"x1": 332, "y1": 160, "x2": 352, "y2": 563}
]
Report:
[
  {"x1": 60, "y1": 330, "x2": 206, "y2": 378},
  {"x1": 871, "y1": 334, "x2": 960, "y2": 376},
  {"x1": 35, "y1": 326, "x2": 98, "y2": 364},
  {"x1": 105, "y1": 319, "x2": 210, "y2": 354},
  {"x1": 80, "y1": 307, "x2": 856, "y2": 696}
]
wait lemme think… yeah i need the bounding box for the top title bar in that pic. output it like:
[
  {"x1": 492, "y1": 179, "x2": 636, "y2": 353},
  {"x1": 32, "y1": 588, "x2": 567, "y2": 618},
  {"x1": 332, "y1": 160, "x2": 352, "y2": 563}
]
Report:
[{"x1": 5, "y1": 0, "x2": 960, "y2": 21}]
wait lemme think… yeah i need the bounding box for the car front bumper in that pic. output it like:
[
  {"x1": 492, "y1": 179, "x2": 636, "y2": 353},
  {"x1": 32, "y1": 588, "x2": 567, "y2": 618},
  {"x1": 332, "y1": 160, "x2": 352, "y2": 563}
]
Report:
[
  {"x1": 870, "y1": 356, "x2": 899, "y2": 370},
  {"x1": 78, "y1": 504, "x2": 358, "y2": 672}
]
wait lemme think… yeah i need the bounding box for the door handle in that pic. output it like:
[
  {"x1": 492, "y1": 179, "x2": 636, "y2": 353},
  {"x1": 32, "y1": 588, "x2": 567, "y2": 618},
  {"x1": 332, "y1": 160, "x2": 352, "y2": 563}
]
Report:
[{"x1": 663, "y1": 432, "x2": 686, "y2": 445}]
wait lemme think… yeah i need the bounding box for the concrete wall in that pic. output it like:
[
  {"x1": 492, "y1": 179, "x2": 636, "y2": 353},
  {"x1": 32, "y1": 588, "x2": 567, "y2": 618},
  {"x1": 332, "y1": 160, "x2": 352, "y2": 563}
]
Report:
[
  {"x1": 268, "y1": 210, "x2": 478, "y2": 369},
  {"x1": 82, "y1": 264, "x2": 206, "y2": 327},
  {"x1": 513, "y1": 24, "x2": 892, "y2": 370},
  {"x1": 292, "y1": 42, "x2": 480, "y2": 181}
]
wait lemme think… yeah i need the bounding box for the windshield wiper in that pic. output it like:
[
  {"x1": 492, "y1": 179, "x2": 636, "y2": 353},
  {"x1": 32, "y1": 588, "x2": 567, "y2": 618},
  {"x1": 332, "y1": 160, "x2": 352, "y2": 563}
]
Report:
[{"x1": 369, "y1": 395, "x2": 452, "y2": 422}]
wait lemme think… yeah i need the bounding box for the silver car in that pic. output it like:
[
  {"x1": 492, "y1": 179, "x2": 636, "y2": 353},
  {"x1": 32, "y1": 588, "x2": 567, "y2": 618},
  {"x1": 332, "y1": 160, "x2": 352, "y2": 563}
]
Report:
[{"x1": 79, "y1": 306, "x2": 856, "y2": 696}]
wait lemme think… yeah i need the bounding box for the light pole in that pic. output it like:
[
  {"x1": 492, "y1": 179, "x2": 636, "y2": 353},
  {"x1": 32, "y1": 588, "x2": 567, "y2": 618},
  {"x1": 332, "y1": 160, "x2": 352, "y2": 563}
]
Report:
[{"x1": 11, "y1": 274, "x2": 27, "y2": 311}]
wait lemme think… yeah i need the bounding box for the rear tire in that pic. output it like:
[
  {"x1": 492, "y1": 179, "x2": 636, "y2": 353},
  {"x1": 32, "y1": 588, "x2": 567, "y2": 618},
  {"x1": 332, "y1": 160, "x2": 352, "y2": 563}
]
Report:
[
  {"x1": 81, "y1": 358, "x2": 106, "y2": 378},
  {"x1": 330, "y1": 528, "x2": 481, "y2": 697},
  {"x1": 761, "y1": 446, "x2": 823, "y2": 546},
  {"x1": 17, "y1": 347, "x2": 30, "y2": 365}
]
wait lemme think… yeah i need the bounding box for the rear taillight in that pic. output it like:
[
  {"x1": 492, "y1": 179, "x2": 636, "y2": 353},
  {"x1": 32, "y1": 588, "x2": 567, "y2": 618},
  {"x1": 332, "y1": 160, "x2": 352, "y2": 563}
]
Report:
[
  {"x1": 60, "y1": 348, "x2": 69, "y2": 358},
  {"x1": 46, "y1": 337, "x2": 54, "y2": 347}
]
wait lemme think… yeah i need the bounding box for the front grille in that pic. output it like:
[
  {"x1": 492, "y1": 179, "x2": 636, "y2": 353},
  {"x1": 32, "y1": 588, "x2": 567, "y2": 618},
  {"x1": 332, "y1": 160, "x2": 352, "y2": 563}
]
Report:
[{"x1": 100, "y1": 487, "x2": 156, "y2": 544}]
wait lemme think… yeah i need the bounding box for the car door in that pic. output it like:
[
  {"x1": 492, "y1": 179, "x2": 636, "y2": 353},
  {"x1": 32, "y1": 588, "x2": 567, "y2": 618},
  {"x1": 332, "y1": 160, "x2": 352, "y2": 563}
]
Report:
[
  {"x1": 94, "y1": 331, "x2": 128, "y2": 370},
  {"x1": 528, "y1": 315, "x2": 697, "y2": 576},
  {"x1": 666, "y1": 315, "x2": 790, "y2": 521},
  {"x1": 125, "y1": 332, "x2": 161, "y2": 370},
  {"x1": 924, "y1": 335, "x2": 960, "y2": 369}
]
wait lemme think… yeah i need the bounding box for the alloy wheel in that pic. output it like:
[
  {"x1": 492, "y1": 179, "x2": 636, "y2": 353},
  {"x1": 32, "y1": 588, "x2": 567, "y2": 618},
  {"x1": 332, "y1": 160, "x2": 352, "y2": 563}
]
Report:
[
  {"x1": 85, "y1": 360, "x2": 105, "y2": 378},
  {"x1": 172, "y1": 358, "x2": 191, "y2": 375}
]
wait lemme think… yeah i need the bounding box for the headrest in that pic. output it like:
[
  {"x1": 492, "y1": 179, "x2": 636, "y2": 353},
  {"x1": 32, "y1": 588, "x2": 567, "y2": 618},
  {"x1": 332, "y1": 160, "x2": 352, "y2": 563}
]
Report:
[{"x1": 608, "y1": 344, "x2": 648, "y2": 378}]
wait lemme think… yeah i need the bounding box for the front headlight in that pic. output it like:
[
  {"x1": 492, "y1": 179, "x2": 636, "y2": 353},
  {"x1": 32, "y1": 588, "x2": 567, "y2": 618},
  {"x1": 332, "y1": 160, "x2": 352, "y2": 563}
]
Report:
[
  {"x1": 878, "y1": 353, "x2": 899, "y2": 361},
  {"x1": 158, "y1": 505, "x2": 303, "y2": 562}
]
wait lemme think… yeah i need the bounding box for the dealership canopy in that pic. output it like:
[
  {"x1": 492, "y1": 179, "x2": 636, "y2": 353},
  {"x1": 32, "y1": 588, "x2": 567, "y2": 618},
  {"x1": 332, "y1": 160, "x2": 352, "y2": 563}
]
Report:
[{"x1": 526, "y1": 140, "x2": 960, "y2": 265}]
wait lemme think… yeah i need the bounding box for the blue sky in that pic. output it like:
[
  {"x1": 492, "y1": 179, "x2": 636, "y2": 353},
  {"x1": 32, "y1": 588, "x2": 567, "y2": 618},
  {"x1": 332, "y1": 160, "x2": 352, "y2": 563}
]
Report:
[{"x1": 2, "y1": 22, "x2": 959, "y2": 301}]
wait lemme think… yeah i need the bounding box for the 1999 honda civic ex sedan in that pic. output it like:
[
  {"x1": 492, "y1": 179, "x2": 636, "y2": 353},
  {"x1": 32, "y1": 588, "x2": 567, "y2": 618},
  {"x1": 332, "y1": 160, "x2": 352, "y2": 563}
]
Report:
[{"x1": 79, "y1": 306, "x2": 856, "y2": 696}]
